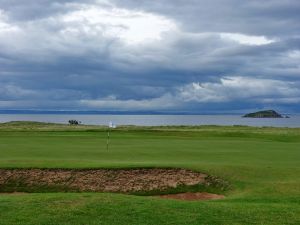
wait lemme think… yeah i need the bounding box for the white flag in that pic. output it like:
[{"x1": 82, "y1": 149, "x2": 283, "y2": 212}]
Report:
[{"x1": 109, "y1": 121, "x2": 116, "y2": 128}]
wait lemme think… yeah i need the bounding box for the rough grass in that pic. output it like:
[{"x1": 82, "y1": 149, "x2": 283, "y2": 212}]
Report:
[{"x1": 0, "y1": 122, "x2": 300, "y2": 224}]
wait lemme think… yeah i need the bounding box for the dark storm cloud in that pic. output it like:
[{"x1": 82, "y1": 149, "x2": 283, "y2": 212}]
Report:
[{"x1": 0, "y1": 0, "x2": 299, "y2": 112}]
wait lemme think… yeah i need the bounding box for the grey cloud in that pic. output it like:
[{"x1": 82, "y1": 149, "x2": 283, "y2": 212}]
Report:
[
  {"x1": 0, "y1": 0, "x2": 299, "y2": 112},
  {"x1": 0, "y1": 0, "x2": 99, "y2": 21},
  {"x1": 112, "y1": 0, "x2": 300, "y2": 37}
]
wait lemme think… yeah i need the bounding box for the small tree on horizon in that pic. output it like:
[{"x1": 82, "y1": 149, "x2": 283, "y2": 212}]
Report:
[{"x1": 68, "y1": 120, "x2": 81, "y2": 125}]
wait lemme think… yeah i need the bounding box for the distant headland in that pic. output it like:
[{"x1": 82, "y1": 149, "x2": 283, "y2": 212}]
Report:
[{"x1": 243, "y1": 110, "x2": 288, "y2": 118}]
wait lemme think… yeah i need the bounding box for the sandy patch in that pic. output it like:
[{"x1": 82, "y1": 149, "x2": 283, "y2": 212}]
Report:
[{"x1": 0, "y1": 168, "x2": 208, "y2": 193}]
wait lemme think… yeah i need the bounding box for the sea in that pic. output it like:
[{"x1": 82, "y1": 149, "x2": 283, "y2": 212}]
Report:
[{"x1": 0, "y1": 114, "x2": 300, "y2": 128}]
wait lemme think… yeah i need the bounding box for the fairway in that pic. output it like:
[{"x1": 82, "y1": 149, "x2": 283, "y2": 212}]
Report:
[{"x1": 0, "y1": 123, "x2": 300, "y2": 224}]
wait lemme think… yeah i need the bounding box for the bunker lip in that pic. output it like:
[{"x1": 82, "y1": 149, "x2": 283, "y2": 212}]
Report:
[
  {"x1": 158, "y1": 192, "x2": 225, "y2": 201},
  {"x1": 0, "y1": 168, "x2": 228, "y2": 198}
]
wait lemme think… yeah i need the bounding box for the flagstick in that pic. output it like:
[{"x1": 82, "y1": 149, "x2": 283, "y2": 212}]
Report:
[{"x1": 107, "y1": 127, "x2": 110, "y2": 151}]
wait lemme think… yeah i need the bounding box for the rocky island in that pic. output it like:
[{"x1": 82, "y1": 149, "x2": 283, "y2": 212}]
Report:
[{"x1": 243, "y1": 110, "x2": 285, "y2": 118}]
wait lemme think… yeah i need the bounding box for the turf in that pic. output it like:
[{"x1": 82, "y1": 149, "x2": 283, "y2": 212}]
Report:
[{"x1": 0, "y1": 122, "x2": 300, "y2": 224}]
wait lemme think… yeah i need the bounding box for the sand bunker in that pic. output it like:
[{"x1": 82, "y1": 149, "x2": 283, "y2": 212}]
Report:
[
  {"x1": 0, "y1": 168, "x2": 208, "y2": 192},
  {"x1": 0, "y1": 168, "x2": 227, "y2": 200}
]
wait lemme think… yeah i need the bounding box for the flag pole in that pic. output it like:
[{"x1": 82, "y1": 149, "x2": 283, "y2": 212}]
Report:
[
  {"x1": 107, "y1": 121, "x2": 115, "y2": 151},
  {"x1": 107, "y1": 127, "x2": 110, "y2": 151}
]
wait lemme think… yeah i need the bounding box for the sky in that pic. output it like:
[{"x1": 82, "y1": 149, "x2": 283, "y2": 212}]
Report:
[{"x1": 0, "y1": 0, "x2": 300, "y2": 113}]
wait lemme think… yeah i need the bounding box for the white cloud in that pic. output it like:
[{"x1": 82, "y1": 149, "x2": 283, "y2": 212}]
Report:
[
  {"x1": 0, "y1": 3, "x2": 178, "y2": 62},
  {"x1": 0, "y1": 10, "x2": 19, "y2": 33},
  {"x1": 80, "y1": 94, "x2": 175, "y2": 110},
  {"x1": 220, "y1": 33, "x2": 276, "y2": 45},
  {"x1": 178, "y1": 76, "x2": 300, "y2": 103},
  {"x1": 78, "y1": 76, "x2": 300, "y2": 110},
  {"x1": 61, "y1": 5, "x2": 177, "y2": 44}
]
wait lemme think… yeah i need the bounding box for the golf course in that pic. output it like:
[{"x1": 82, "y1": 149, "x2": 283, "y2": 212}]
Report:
[{"x1": 0, "y1": 121, "x2": 299, "y2": 224}]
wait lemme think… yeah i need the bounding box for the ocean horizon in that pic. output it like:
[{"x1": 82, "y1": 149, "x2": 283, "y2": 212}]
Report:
[{"x1": 1, "y1": 114, "x2": 299, "y2": 128}]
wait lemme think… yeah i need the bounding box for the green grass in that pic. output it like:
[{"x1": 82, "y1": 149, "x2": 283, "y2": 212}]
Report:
[{"x1": 0, "y1": 122, "x2": 300, "y2": 224}]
